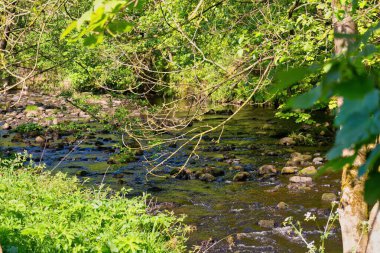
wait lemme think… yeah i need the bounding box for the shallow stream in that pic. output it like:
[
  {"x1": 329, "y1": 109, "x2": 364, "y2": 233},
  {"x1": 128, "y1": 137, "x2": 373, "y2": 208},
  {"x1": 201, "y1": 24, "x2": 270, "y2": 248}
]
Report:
[{"x1": 0, "y1": 106, "x2": 342, "y2": 252}]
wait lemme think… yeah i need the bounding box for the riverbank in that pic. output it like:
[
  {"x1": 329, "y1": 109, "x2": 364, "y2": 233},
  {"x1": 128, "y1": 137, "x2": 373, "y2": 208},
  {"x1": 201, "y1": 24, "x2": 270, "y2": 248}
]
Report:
[
  {"x1": 0, "y1": 153, "x2": 188, "y2": 252},
  {"x1": 0, "y1": 93, "x2": 341, "y2": 252}
]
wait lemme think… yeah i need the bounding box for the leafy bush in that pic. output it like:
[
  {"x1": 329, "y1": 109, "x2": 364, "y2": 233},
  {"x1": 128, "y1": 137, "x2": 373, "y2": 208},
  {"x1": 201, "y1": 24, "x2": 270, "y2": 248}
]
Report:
[{"x1": 0, "y1": 153, "x2": 188, "y2": 253}]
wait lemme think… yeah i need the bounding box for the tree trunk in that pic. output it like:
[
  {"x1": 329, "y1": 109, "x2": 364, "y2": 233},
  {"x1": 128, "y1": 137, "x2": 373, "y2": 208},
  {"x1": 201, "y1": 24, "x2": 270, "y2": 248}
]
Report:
[
  {"x1": 332, "y1": 1, "x2": 380, "y2": 252},
  {"x1": 366, "y1": 201, "x2": 380, "y2": 253}
]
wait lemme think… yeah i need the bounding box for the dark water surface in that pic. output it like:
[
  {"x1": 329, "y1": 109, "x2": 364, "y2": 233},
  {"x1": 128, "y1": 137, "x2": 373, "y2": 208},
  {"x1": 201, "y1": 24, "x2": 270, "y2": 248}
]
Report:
[{"x1": 0, "y1": 107, "x2": 342, "y2": 252}]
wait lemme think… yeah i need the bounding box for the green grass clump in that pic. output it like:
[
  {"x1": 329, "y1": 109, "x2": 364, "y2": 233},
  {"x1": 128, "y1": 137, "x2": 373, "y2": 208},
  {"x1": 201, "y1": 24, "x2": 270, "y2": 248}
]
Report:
[
  {"x1": 0, "y1": 153, "x2": 188, "y2": 253},
  {"x1": 13, "y1": 123, "x2": 43, "y2": 134},
  {"x1": 25, "y1": 105, "x2": 39, "y2": 112},
  {"x1": 49, "y1": 121, "x2": 90, "y2": 134}
]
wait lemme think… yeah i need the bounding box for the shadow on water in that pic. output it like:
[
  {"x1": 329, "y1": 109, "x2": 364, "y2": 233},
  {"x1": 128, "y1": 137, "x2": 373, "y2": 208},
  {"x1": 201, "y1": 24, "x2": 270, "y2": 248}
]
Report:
[{"x1": 0, "y1": 106, "x2": 342, "y2": 252}]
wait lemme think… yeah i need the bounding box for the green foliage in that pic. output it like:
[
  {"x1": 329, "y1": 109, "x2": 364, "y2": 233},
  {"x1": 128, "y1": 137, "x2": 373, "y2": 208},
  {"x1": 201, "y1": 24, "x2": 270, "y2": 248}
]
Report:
[
  {"x1": 61, "y1": 0, "x2": 143, "y2": 46},
  {"x1": 283, "y1": 202, "x2": 339, "y2": 253},
  {"x1": 49, "y1": 121, "x2": 90, "y2": 135},
  {"x1": 276, "y1": 20, "x2": 380, "y2": 203},
  {"x1": 13, "y1": 123, "x2": 44, "y2": 134},
  {"x1": 275, "y1": 105, "x2": 316, "y2": 124},
  {"x1": 25, "y1": 105, "x2": 39, "y2": 112},
  {"x1": 0, "y1": 153, "x2": 187, "y2": 252}
]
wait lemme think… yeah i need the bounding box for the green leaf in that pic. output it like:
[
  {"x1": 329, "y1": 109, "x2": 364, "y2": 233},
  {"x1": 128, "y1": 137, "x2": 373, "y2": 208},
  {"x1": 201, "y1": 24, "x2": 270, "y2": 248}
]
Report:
[
  {"x1": 359, "y1": 145, "x2": 380, "y2": 176},
  {"x1": 60, "y1": 21, "x2": 77, "y2": 40},
  {"x1": 365, "y1": 171, "x2": 380, "y2": 205},
  {"x1": 77, "y1": 10, "x2": 92, "y2": 29},
  {"x1": 333, "y1": 75, "x2": 374, "y2": 100},
  {"x1": 274, "y1": 67, "x2": 310, "y2": 91},
  {"x1": 318, "y1": 155, "x2": 356, "y2": 175},
  {"x1": 108, "y1": 20, "x2": 134, "y2": 35},
  {"x1": 83, "y1": 34, "x2": 104, "y2": 47},
  {"x1": 336, "y1": 90, "x2": 379, "y2": 126},
  {"x1": 287, "y1": 85, "x2": 322, "y2": 109}
]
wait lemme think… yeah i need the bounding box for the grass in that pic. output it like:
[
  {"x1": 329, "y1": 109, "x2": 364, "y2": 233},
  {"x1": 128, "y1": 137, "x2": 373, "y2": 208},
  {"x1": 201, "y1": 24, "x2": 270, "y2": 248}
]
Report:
[
  {"x1": 13, "y1": 123, "x2": 44, "y2": 134},
  {"x1": 25, "y1": 105, "x2": 39, "y2": 112},
  {"x1": 0, "y1": 152, "x2": 188, "y2": 253}
]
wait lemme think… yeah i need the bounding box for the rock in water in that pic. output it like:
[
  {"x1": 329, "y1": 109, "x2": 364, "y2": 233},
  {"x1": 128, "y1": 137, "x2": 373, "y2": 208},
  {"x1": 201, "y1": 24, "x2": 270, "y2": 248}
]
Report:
[
  {"x1": 2, "y1": 123, "x2": 10, "y2": 130},
  {"x1": 281, "y1": 167, "x2": 297, "y2": 174},
  {"x1": 277, "y1": 202, "x2": 288, "y2": 209},
  {"x1": 298, "y1": 166, "x2": 317, "y2": 176},
  {"x1": 233, "y1": 172, "x2": 250, "y2": 182},
  {"x1": 321, "y1": 193, "x2": 337, "y2": 202},
  {"x1": 199, "y1": 173, "x2": 216, "y2": 182},
  {"x1": 289, "y1": 176, "x2": 312, "y2": 184},
  {"x1": 258, "y1": 219, "x2": 275, "y2": 228},
  {"x1": 35, "y1": 136, "x2": 45, "y2": 144},
  {"x1": 258, "y1": 165, "x2": 277, "y2": 176},
  {"x1": 313, "y1": 157, "x2": 324, "y2": 165},
  {"x1": 279, "y1": 137, "x2": 295, "y2": 146}
]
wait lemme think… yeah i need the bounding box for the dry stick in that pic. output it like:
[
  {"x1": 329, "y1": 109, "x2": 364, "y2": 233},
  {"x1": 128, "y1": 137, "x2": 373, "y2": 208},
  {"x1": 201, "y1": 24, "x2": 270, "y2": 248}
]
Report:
[
  {"x1": 100, "y1": 165, "x2": 111, "y2": 185},
  {"x1": 39, "y1": 137, "x2": 48, "y2": 165},
  {"x1": 172, "y1": 133, "x2": 203, "y2": 179}
]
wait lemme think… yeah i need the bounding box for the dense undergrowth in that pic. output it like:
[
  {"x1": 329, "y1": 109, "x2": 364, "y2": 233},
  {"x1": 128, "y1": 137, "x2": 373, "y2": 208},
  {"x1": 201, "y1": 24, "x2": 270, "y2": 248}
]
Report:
[{"x1": 0, "y1": 153, "x2": 188, "y2": 253}]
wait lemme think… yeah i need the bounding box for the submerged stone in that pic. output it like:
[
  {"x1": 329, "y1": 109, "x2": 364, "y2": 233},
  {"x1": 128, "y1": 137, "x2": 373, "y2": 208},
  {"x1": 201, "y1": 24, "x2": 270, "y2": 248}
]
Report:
[
  {"x1": 35, "y1": 136, "x2": 45, "y2": 144},
  {"x1": 258, "y1": 165, "x2": 277, "y2": 176},
  {"x1": 289, "y1": 176, "x2": 312, "y2": 184},
  {"x1": 281, "y1": 167, "x2": 297, "y2": 174},
  {"x1": 298, "y1": 166, "x2": 317, "y2": 176},
  {"x1": 203, "y1": 167, "x2": 225, "y2": 177},
  {"x1": 233, "y1": 172, "x2": 250, "y2": 182},
  {"x1": 321, "y1": 193, "x2": 337, "y2": 202},
  {"x1": 258, "y1": 219, "x2": 275, "y2": 228},
  {"x1": 277, "y1": 202, "x2": 288, "y2": 209},
  {"x1": 279, "y1": 137, "x2": 295, "y2": 146},
  {"x1": 2, "y1": 123, "x2": 10, "y2": 130},
  {"x1": 199, "y1": 173, "x2": 216, "y2": 182},
  {"x1": 76, "y1": 170, "x2": 89, "y2": 176}
]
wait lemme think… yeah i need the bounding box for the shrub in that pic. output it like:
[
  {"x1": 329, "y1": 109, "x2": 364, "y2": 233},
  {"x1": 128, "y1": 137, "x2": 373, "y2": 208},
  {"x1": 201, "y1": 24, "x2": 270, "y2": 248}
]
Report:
[{"x1": 0, "y1": 153, "x2": 188, "y2": 253}]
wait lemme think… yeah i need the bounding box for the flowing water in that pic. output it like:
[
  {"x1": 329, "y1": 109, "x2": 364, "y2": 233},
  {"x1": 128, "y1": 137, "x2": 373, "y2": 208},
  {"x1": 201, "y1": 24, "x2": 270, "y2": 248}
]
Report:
[{"x1": 0, "y1": 106, "x2": 342, "y2": 252}]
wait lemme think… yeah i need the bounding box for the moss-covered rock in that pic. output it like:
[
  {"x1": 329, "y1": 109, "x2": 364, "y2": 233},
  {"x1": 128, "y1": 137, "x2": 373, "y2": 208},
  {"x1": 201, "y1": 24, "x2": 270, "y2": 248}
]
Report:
[{"x1": 233, "y1": 172, "x2": 250, "y2": 182}]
